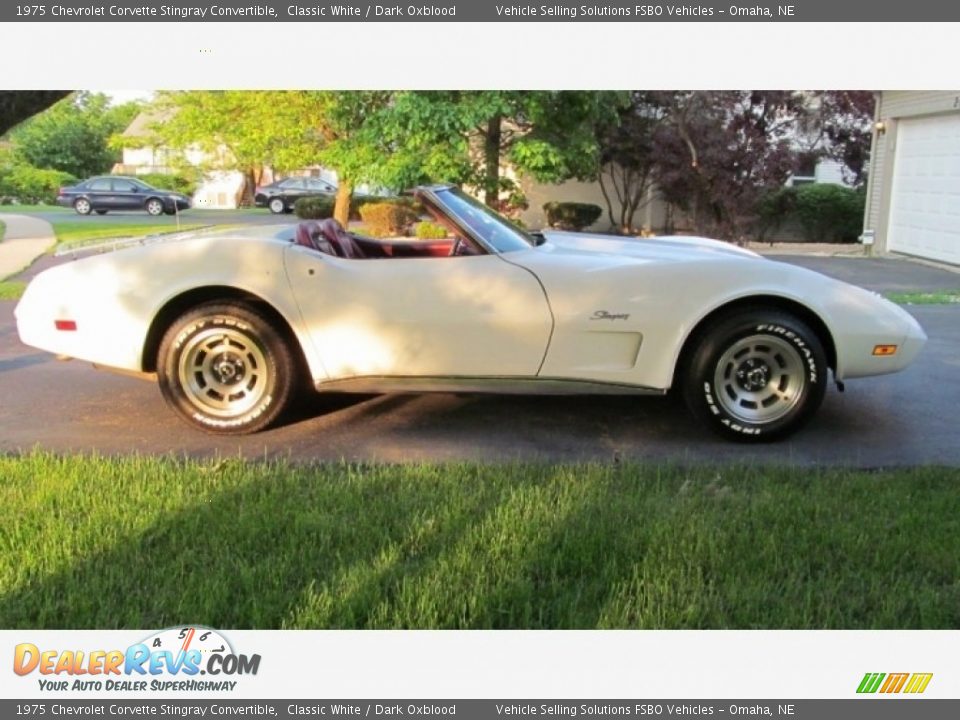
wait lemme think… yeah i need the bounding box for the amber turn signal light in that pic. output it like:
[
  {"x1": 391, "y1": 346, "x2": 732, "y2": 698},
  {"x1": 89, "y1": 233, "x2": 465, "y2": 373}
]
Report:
[{"x1": 872, "y1": 344, "x2": 898, "y2": 356}]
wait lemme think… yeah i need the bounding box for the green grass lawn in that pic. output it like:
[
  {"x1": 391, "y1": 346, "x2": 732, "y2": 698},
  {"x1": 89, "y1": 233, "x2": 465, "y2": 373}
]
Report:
[
  {"x1": 1, "y1": 454, "x2": 958, "y2": 630},
  {"x1": 0, "y1": 280, "x2": 25, "y2": 300},
  {"x1": 51, "y1": 220, "x2": 205, "y2": 247},
  {"x1": 887, "y1": 290, "x2": 960, "y2": 305},
  {"x1": 0, "y1": 219, "x2": 6, "y2": 242}
]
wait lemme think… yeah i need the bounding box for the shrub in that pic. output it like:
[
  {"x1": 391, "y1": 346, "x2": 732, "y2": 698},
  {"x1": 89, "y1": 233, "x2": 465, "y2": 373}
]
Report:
[
  {"x1": 293, "y1": 196, "x2": 335, "y2": 220},
  {"x1": 753, "y1": 187, "x2": 798, "y2": 242},
  {"x1": 0, "y1": 165, "x2": 76, "y2": 205},
  {"x1": 543, "y1": 201, "x2": 602, "y2": 231},
  {"x1": 350, "y1": 194, "x2": 420, "y2": 221},
  {"x1": 359, "y1": 201, "x2": 420, "y2": 238},
  {"x1": 793, "y1": 184, "x2": 866, "y2": 243},
  {"x1": 136, "y1": 173, "x2": 198, "y2": 198},
  {"x1": 415, "y1": 221, "x2": 449, "y2": 240}
]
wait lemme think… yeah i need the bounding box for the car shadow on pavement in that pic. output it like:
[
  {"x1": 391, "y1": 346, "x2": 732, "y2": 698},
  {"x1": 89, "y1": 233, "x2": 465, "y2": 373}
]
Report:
[{"x1": 0, "y1": 352, "x2": 52, "y2": 374}]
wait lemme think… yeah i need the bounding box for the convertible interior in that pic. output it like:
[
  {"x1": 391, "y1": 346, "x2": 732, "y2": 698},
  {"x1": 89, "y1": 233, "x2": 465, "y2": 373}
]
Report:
[{"x1": 293, "y1": 219, "x2": 481, "y2": 259}]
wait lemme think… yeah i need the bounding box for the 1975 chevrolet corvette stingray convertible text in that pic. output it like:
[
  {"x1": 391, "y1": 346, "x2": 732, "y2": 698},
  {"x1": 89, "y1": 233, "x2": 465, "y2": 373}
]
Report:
[{"x1": 15, "y1": 186, "x2": 926, "y2": 441}]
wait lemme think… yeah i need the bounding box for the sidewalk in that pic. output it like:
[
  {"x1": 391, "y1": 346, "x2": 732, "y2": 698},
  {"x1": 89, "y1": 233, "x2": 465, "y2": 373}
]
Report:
[
  {"x1": 745, "y1": 240, "x2": 869, "y2": 257},
  {"x1": 0, "y1": 214, "x2": 56, "y2": 280}
]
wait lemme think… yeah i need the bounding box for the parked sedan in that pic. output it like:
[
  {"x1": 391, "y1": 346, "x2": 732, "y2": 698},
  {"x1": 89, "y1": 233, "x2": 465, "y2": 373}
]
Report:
[
  {"x1": 254, "y1": 177, "x2": 337, "y2": 214},
  {"x1": 57, "y1": 176, "x2": 191, "y2": 216}
]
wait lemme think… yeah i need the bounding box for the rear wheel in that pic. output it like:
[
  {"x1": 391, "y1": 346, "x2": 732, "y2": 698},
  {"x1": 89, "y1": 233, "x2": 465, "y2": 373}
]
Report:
[
  {"x1": 157, "y1": 303, "x2": 296, "y2": 434},
  {"x1": 682, "y1": 310, "x2": 828, "y2": 441},
  {"x1": 145, "y1": 198, "x2": 165, "y2": 216},
  {"x1": 268, "y1": 197, "x2": 286, "y2": 214},
  {"x1": 74, "y1": 198, "x2": 92, "y2": 215}
]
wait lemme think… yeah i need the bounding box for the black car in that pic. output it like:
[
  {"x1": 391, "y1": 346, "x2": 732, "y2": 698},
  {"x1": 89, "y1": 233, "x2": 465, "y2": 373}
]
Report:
[
  {"x1": 56, "y1": 176, "x2": 191, "y2": 216},
  {"x1": 254, "y1": 176, "x2": 337, "y2": 214}
]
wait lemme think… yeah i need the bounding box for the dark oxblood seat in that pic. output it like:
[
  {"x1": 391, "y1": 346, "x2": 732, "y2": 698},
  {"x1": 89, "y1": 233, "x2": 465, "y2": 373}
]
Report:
[
  {"x1": 316, "y1": 218, "x2": 366, "y2": 259},
  {"x1": 294, "y1": 221, "x2": 337, "y2": 255}
]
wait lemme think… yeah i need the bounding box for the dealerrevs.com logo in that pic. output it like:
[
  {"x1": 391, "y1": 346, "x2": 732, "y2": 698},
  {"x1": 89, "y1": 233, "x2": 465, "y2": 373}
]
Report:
[{"x1": 13, "y1": 627, "x2": 260, "y2": 692}]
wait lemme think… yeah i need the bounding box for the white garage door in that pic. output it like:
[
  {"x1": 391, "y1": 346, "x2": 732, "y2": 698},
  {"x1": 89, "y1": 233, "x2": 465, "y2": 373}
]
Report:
[{"x1": 888, "y1": 113, "x2": 960, "y2": 265}]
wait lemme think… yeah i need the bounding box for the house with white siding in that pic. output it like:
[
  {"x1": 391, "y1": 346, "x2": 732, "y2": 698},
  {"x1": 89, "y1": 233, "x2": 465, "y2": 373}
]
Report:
[{"x1": 863, "y1": 91, "x2": 960, "y2": 265}]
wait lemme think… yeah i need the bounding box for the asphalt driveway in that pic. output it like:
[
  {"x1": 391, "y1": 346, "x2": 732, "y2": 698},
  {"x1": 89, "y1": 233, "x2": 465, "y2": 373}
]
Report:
[{"x1": 1, "y1": 253, "x2": 958, "y2": 467}]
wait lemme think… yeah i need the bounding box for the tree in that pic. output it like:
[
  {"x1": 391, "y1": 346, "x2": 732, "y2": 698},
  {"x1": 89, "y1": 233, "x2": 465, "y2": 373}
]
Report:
[
  {"x1": 652, "y1": 91, "x2": 804, "y2": 241},
  {"x1": 137, "y1": 91, "x2": 314, "y2": 206},
  {"x1": 10, "y1": 92, "x2": 138, "y2": 178},
  {"x1": 0, "y1": 90, "x2": 70, "y2": 136},
  {"x1": 595, "y1": 91, "x2": 666, "y2": 233},
  {"x1": 810, "y1": 91, "x2": 875, "y2": 187},
  {"x1": 283, "y1": 91, "x2": 396, "y2": 225},
  {"x1": 139, "y1": 91, "x2": 395, "y2": 221},
  {"x1": 377, "y1": 91, "x2": 625, "y2": 210}
]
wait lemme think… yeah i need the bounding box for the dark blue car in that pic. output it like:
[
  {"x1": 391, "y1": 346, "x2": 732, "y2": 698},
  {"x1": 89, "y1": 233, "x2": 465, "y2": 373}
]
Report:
[{"x1": 56, "y1": 176, "x2": 191, "y2": 216}]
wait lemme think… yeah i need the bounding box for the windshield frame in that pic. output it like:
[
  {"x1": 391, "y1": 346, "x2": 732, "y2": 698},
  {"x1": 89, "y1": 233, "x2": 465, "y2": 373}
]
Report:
[{"x1": 421, "y1": 186, "x2": 535, "y2": 255}]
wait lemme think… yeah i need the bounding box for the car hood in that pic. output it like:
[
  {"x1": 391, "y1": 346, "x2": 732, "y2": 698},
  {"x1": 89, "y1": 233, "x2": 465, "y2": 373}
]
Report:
[{"x1": 539, "y1": 230, "x2": 763, "y2": 264}]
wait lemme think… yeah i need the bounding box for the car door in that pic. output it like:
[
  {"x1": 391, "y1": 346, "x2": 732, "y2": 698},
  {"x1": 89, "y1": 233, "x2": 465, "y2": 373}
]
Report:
[
  {"x1": 284, "y1": 246, "x2": 554, "y2": 380},
  {"x1": 85, "y1": 178, "x2": 113, "y2": 209},
  {"x1": 110, "y1": 179, "x2": 143, "y2": 211},
  {"x1": 281, "y1": 178, "x2": 306, "y2": 203}
]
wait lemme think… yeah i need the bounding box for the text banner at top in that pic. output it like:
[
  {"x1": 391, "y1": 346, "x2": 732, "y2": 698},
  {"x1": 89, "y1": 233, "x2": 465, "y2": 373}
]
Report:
[{"x1": 5, "y1": 0, "x2": 960, "y2": 22}]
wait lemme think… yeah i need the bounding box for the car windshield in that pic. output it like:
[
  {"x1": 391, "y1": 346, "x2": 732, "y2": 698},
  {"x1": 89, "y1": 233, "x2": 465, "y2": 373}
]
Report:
[{"x1": 433, "y1": 187, "x2": 533, "y2": 253}]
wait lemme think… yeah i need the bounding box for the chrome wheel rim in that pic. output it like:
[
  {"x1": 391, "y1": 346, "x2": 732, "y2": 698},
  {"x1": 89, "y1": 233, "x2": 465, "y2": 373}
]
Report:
[
  {"x1": 146, "y1": 199, "x2": 163, "y2": 215},
  {"x1": 75, "y1": 199, "x2": 90, "y2": 214},
  {"x1": 713, "y1": 334, "x2": 806, "y2": 425},
  {"x1": 178, "y1": 327, "x2": 269, "y2": 418},
  {"x1": 269, "y1": 198, "x2": 284, "y2": 213}
]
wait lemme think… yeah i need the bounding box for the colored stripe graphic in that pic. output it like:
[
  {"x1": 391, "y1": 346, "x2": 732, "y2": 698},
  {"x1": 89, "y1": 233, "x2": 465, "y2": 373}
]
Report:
[
  {"x1": 904, "y1": 673, "x2": 934, "y2": 694},
  {"x1": 857, "y1": 673, "x2": 885, "y2": 694},
  {"x1": 857, "y1": 672, "x2": 932, "y2": 694},
  {"x1": 880, "y1": 673, "x2": 909, "y2": 693}
]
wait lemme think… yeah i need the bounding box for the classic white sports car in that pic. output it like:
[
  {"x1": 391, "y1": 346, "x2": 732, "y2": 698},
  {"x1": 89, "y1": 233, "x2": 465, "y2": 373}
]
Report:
[{"x1": 15, "y1": 185, "x2": 926, "y2": 441}]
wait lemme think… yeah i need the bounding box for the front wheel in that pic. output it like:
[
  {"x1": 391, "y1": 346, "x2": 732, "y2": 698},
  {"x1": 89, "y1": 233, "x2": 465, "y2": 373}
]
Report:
[
  {"x1": 145, "y1": 198, "x2": 165, "y2": 216},
  {"x1": 157, "y1": 303, "x2": 296, "y2": 434},
  {"x1": 682, "y1": 310, "x2": 828, "y2": 441},
  {"x1": 74, "y1": 198, "x2": 92, "y2": 215},
  {"x1": 268, "y1": 197, "x2": 286, "y2": 214}
]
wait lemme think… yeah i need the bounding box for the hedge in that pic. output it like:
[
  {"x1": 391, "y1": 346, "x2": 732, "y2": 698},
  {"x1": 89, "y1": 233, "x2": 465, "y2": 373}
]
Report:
[
  {"x1": 358, "y1": 200, "x2": 420, "y2": 237},
  {"x1": 414, "y1": 221, "x2": 449, "y2": 240},
  {"x1": 792, "y1": 184, "x2": 866, "y2": 243},
  {"x1": 543, "y1": 201, "x2": 603, "y2": 231},
  {"x1": 0, "y1": 165, "x2": 77, "y2": 205},
  {"x1": 293, "y1": 196, "x2": 335, "y2": 220}
]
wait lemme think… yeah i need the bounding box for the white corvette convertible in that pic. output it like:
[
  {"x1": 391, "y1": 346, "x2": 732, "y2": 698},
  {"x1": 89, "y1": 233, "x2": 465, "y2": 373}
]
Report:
[{"x1": 15, "y1": 185, "x2": 926, "y2": 441}]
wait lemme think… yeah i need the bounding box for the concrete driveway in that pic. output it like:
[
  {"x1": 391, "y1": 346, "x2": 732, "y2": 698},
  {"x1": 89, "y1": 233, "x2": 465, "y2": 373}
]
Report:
[{"x1": 1, "y1": 252, "x2": 957, "y2": 467}]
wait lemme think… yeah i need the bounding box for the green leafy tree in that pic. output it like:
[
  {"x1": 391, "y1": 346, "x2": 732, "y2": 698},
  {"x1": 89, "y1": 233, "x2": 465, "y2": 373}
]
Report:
[
  {"x1": 10, "y1": 92, "x2": 138, "y2": 178},
  {"x1": 135, "y1": 91, "x2": 316, "y2": 206},
  {"x1": 276, "y1": 91, "x2": 396, "y2": 224},
  {"x1": 377, "y1": 91, "x2": 626, "y2": 209},
  {"x1": 137, "y1": 91, "x2": 394, "y2": 220}
]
